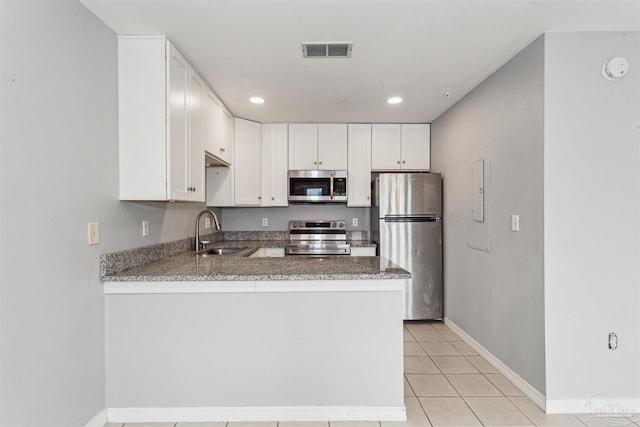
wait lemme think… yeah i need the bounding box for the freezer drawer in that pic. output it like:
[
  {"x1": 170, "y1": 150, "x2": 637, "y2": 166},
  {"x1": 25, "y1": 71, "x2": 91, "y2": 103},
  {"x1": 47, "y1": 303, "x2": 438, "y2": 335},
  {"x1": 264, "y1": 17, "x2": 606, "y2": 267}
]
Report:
[
  {"x1": 379, "y1": 219, "x2": 443, "y2": 320},
  {"x1": 375, "y1": 173, "x2": 442, "y2": 217}
]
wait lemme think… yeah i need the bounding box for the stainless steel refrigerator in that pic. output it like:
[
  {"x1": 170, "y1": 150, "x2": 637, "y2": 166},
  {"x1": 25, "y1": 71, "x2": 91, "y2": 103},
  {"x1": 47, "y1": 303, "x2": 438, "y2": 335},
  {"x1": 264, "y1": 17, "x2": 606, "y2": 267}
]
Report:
[{"x1": 371, "y1": 173, "x2": 443, "y2": 320}]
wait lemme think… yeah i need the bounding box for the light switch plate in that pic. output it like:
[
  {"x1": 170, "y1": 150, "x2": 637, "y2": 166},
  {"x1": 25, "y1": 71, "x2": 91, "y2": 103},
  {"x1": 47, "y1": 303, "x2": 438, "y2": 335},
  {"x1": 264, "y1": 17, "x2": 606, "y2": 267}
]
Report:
[
  {"x1": 352, "y1": 218, "x2": 358, "y2": 227},
  {"x1": 142, "y1": 220, "x2": 149, "y2": 237},
  {"x1": 262, "y1": 218, "x2": 268, "y2": 227},
  {"x1": 511, "y1": 215, "x2": 520, "y2": 232},
  {"x1": 205, "y1": 218, "x2": 211, "y2": 229},
  {"x1": 88, "y1": 223, "x2": 100, "y2": 245}
]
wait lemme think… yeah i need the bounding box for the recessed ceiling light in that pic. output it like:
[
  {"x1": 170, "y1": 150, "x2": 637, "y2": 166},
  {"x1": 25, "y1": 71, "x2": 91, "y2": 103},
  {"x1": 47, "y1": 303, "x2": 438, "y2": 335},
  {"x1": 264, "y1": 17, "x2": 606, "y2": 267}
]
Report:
[
  {"x1": 387, "y1": 97, "x2": 402, "y2": 104},
  {"x1": 249, "y1": 97, "x2": 265, "y2": 104}
]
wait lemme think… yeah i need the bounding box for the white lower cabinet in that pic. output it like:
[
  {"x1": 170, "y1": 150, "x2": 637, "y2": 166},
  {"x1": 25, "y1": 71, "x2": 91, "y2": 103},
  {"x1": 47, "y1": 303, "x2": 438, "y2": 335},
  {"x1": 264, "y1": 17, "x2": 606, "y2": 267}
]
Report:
[
  {"x1": 347, "y1": 124, "x2": 372, "y2": 207},
  {"x1": 350, "y1": 247, "x2": 377, "y2": 257},
  {"x1": 249, "y1": 248, "x2": 286, "y2": 257}
]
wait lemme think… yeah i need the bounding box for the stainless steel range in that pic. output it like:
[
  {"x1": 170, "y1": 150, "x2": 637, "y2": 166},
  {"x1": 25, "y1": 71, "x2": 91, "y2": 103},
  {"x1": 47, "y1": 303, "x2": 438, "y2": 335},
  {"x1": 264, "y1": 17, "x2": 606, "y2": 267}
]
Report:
[{"x1": 285, "y1": 220, "x2": 351, "y2": 256}]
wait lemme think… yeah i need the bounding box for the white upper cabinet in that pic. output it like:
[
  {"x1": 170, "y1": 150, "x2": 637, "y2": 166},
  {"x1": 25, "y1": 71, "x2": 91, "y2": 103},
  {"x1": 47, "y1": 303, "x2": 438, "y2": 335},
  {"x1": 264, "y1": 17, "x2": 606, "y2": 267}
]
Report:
[
  {"x1": 288, "y1": 124, "x2": 347, "y2": 170},
  {"x1": 188, "y1": 69, "x2": 205, "y2": 202},
  {"x1": 401, "y1": 124, "x2": 431, "y2": 171},
  {"x1": 204, "y1": 88, "x2": 231, "y2": 166},
  {"x1": 318, "y1": 124, "x2": 348, "y2": 170},
  {"x1": 262, "y1": 124, "x2": 289, "y2": 207},
  {"x1": 233, "y1": 118, "x2": 262, "y2": 206},
  {"x1": 288, "y1": 124, "x2": 318, "y2": 170},
  {"x1": 371, "y1": 124, "x2": 430, "y2": 171},
  {"x1": 347, "y1": 124, "x2": 372, "y2": 207},
  {"x1": 118, "y1": 36, "x2": 205, "y2": 201}
]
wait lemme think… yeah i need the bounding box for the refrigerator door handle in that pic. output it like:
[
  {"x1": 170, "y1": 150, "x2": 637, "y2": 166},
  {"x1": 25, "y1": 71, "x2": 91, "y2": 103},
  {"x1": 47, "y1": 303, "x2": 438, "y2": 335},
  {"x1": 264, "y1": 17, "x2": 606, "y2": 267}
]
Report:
[{"x1": 384, "y1": 215, "x2": 439, "y2": 223}]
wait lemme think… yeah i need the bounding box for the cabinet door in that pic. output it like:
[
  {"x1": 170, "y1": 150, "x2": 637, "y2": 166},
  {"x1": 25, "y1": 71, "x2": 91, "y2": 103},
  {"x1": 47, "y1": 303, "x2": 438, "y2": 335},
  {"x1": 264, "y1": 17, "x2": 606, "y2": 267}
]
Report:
[
  {"x1": 188, "y1": 70, "x2": 205, "y2": 202},
  {"x1": 167, "y1": 43, "x2": 190, "y2": 201},
  {"x1": 269, "y1": 124, "x2": 289, "y2": 206},
  {"x1": 204, "y1": 87, "x2": 221, "y2": 158},
  {"x1": 347, "y1": 124, "x2": 372, "y2": 207},
  {"x1": 288, "y1": 124, "x2": 318, "y2": 170},
  {"x1": 318, "y1": 124, "x2": 348, "y2": 170},
  {"x1": 218, "y1": 108, "x2": 232, "y2": 165},
  {"x1": 401, "y1": 124, "x2": 430, "y2": 171},
  {"x1": 234, "y1": 119, "x2": 262, "y2": 205},
  {"x1": 371, "y1": 124, "x2": 401, "y2": 171}
]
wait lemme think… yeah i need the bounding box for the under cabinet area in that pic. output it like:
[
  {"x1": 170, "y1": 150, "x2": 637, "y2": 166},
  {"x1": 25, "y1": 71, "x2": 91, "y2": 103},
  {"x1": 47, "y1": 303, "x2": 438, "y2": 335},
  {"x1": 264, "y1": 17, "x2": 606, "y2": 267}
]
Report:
[
  {"x1": 371, "y1": 124, "x2": 430, "y2": 171},
  {"x1": 288, "y1": 124, "x2": 348, "y2": 170}
]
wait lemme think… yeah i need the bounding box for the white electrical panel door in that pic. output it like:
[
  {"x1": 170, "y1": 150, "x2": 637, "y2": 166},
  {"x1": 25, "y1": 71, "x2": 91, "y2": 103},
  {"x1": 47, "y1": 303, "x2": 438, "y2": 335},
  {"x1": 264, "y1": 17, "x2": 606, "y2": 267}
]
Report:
[{"x1": 471, "y1": 159, "x2": 484, "y2": 223}]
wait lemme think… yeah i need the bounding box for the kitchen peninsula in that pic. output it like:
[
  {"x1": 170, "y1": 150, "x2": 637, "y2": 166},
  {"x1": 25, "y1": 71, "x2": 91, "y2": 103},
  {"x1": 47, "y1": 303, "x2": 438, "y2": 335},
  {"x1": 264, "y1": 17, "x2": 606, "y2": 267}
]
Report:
[{"x1": 101, "y1": 239, "x2": 409, "y2": 424}]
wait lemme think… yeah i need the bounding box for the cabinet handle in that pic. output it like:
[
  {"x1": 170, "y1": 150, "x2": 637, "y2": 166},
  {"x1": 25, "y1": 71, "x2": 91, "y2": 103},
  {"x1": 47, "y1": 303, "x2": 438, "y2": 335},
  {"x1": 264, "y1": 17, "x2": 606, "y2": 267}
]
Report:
[
  {"x1": 258, "y1": 196, "x2": 262, "y2": 200},
  {"x1": 367, "y1": 196, "x2": 370, "y2": 200},
  {"x1": 313, "y1": 161, "x2": 317, "y2": 165},
  {"x1": 220, "y1": 148, "x2": 225, "y2": 153},
  {"x1": 271, "y1": 197, "x2": 275, "y2": 200},
  {"x1": 397, "y1": 160, "x2": 401, "y2": 164},
  {"x1": 402, "y1": 160, "x2": 406, "y2": 164},
  {"x1": 318, "y1": 161, "x2": 322, "y2": 165}
]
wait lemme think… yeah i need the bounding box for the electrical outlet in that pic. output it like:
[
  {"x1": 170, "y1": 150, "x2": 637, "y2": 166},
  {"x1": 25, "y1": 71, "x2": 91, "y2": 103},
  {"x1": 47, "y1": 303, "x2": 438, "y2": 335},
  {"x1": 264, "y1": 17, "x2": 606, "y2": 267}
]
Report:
[
  {"x1": 511, "y1": 214, "x2": 520, "y2": 232},
  {"x1": 142, "y1": 220, "x2": 149, "y2": 237},
  {"x1": 608, "y1": 332, "x2": 618, "y2": 350},
  {"x1": 352, "y1": 218, "x2": 358, "y2": 227},
  {"x1": 262, "y1": 218, "x2": 268, "y2": 227},
  {"x1": 88, "y1": 223, "x2": 100, "y2": 245},
  {"x1": 205, "y1": 218, "x2": 211, "y2": 229}
]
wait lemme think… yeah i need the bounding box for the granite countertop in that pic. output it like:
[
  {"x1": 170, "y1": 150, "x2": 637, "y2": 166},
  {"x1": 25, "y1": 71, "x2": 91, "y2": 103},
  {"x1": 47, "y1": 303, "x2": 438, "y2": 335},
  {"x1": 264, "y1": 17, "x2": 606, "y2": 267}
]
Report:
[{"x1": 103, "y1": 249, "x2": 406, "y2": 283}]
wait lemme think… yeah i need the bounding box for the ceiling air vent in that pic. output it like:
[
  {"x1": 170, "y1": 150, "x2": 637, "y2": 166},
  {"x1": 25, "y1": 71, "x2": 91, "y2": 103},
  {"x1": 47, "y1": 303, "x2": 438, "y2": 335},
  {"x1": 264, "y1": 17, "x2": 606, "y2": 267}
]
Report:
[{"x1": 302, "y1": 42, "x2": 353, "y2": 58}]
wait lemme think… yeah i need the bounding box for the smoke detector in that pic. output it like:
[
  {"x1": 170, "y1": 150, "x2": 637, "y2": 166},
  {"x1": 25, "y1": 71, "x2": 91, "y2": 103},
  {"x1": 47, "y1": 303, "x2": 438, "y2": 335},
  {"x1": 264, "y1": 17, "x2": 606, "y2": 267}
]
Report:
[{"x1": 302, "y1": 42, "x2": 353, "y2": 58}]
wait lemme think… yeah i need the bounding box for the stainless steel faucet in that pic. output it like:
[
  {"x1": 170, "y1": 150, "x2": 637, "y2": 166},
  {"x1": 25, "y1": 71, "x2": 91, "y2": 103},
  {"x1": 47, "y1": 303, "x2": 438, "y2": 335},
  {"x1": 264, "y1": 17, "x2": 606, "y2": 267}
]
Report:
[{"x1": 195, "y1": 209, "x2": 221, "y2": 252}]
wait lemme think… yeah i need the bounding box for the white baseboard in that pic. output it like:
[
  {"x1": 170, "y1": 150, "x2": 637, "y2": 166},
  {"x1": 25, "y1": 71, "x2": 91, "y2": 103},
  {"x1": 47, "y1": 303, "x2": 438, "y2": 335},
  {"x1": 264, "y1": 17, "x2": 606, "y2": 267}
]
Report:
[
  {"x1": 444, "y1": 318, "x2": 546, "y2": 411},
  {"x1": 84, "y1": 408, "x2": 107, "y2": 427},
  {"x1": 546, "y1": 398, "x2": 640, "y2": 415},
  {"x1": 107, "y1": 406, "x2": 406, "y2": 423}
]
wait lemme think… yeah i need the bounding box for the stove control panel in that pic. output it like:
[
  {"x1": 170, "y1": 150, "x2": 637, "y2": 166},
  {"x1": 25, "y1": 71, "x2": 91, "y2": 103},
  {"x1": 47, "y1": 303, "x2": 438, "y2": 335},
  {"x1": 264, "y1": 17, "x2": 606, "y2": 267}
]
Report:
[{"x1": 289, "y1": 220, "x2": 346, "y2": 230}]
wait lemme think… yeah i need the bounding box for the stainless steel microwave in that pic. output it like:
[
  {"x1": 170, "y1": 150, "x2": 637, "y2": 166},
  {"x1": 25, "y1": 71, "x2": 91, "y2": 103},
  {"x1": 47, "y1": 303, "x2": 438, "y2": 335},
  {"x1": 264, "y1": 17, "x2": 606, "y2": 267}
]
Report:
[{"x1": 288, "y1": 170, "x2": 347, "y2": 203}]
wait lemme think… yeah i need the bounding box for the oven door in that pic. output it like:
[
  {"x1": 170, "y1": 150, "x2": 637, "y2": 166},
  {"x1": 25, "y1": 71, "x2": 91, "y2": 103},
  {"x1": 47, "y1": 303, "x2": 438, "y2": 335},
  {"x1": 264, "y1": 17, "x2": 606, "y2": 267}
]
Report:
[{"x1": 285, "y1": 242, "x2": 351, "y2": 256}]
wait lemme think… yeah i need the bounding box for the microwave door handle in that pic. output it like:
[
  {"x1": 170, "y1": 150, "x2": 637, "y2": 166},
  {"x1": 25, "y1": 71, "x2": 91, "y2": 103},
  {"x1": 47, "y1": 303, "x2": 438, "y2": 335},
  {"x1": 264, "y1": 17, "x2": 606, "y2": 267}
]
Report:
[{"x1": 329, "y1": 173, "x2": 334, "y2": 200}]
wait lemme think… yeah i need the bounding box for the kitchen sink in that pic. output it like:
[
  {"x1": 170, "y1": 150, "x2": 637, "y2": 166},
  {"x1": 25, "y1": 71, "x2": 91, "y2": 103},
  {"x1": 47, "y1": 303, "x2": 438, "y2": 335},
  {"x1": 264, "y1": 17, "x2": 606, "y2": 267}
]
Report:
[{"x1": 196, "y1": 247, "x2": 251, "y2": 257}]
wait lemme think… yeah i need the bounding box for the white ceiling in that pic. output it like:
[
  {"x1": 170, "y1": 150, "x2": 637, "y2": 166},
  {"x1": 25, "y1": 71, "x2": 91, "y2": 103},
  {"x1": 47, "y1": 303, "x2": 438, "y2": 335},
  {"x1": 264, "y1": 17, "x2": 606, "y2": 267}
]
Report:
[{"x1": 81, "y1": 0, "x2": 639, "y2": 123}]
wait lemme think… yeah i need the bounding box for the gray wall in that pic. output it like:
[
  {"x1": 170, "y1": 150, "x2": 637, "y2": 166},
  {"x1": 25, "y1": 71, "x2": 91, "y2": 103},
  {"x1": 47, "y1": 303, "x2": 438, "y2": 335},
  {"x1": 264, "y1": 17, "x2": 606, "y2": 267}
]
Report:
[
  {"x1": 221, "y1": 205, "x2": 370, "y2": 233},
  {"x1": 431, "y1": 36, "x2": 546, "y2": 393},
  {"x1": 544, "y1": 32, "x2": 640, "y2": 401},
  {"x1": 0, "y1": 1, "x2": 206, "y2": 425}
]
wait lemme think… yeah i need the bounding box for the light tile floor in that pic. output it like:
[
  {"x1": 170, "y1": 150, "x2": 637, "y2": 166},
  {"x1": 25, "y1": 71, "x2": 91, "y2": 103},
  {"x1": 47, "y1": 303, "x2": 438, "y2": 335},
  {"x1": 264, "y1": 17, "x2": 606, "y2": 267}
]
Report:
[{"x1": 104, "y1": 322, "x2": 640, "y2": 427}]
